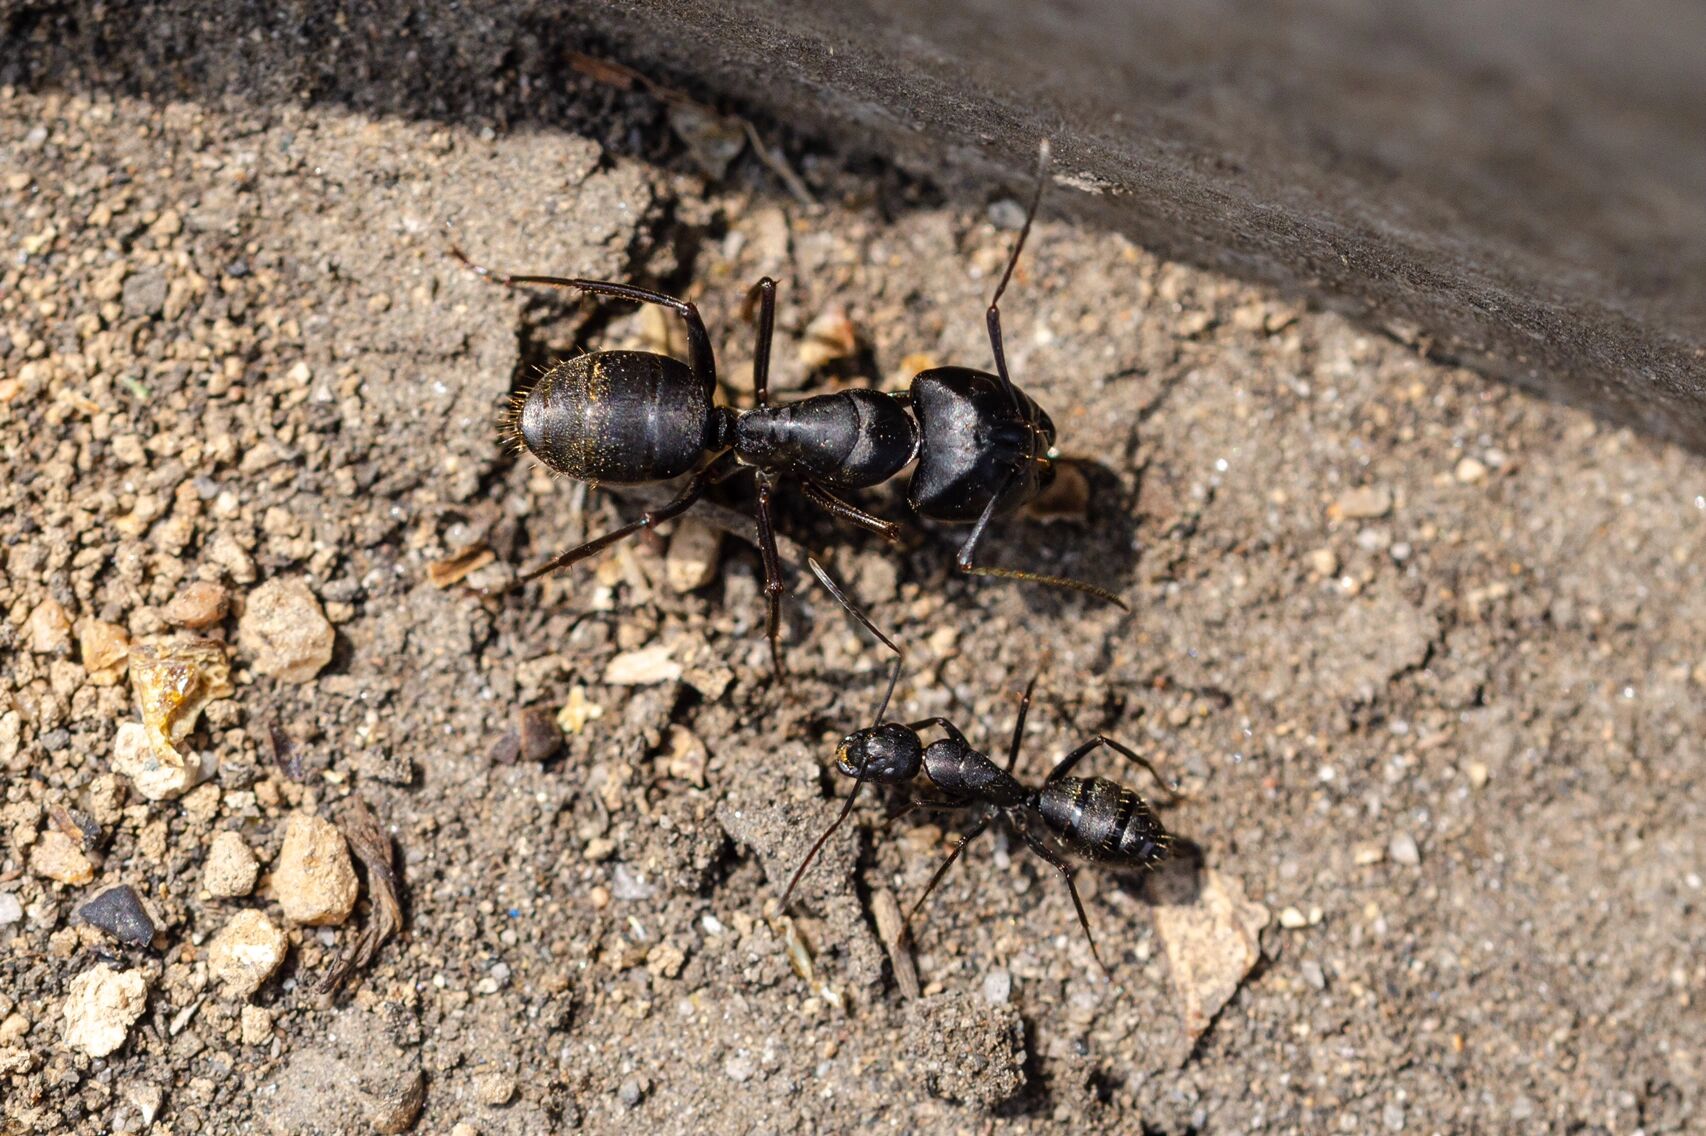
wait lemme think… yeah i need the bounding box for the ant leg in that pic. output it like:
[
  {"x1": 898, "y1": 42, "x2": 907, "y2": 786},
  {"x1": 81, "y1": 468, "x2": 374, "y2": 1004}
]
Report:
[
  {"x1": 449, "y1": 246, "x2": 717, "y2": 395},
  {"x1": 800, "y1": 480, "x2": 902, "y2": 542},
  {"x1": 745, "y1": 277, "x2": 777, "y2": 408},
  {"x1": 754, "y1": 471, "x2": 787, "y2": 677},
  {"x1": 806, "y1": 557, "x2": 904, "y2": 724},
  {"x1": 513, "y1": 452, "x2": 738, "y2": 587},
  {"x1": 1005, "y1": 677, "x2": 1038, "y2": 773},
  {"x1": 897, "y1": 814, "x2": 994, "y2": 950},
  {"x1": 984, "y1": 139, "x2": 1051, "y2": 415},
  {"x1": 779, "y1": 774, "x2": 867, "y2": 912},
  {"x1": 904, "y1": 717, "x2": 970, "y2": 747},
  {"x1": 1014, "y1": 822, "x2": 1106, "y2": 973},
  {"x1": 1045, "y1": 736, "x2": 1178, "y2": 801},
  {"x1": 953, "y1": 482, "x2": 1131, "y2": 610}
]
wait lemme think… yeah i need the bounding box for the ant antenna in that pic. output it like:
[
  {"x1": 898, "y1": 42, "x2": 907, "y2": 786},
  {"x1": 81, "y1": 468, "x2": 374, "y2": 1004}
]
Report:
[
  {"x1": 990, "y1": 138, "x2": 1050, "y2": 313},
  {"x1": 778, "y1": 560, "x2": 906, "y2": 911}
]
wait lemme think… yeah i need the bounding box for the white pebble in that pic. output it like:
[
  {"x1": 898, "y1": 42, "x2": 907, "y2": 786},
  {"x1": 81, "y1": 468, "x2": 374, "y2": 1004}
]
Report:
[{"x1": 1389, "y1": 832, "x2": 1422, "y2": 866}]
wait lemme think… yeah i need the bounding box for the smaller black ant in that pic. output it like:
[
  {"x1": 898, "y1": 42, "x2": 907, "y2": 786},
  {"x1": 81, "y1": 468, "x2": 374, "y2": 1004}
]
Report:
[{"x1": 780, "y1": 569, "x2": 1177, "y2": 972}]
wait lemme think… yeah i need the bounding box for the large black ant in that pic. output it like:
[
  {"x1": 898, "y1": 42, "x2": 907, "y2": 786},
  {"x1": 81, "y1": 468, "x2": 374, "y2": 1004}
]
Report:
[
  {"x1": 451, "y1": 138, "x2": 1122, "y2": 674},
  {"x1": 780, "y1": 565, "x2": 1175, "y2": 972}
]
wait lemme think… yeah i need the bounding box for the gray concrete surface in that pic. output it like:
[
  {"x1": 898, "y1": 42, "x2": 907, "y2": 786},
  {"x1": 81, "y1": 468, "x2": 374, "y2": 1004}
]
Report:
[{"x1": 5, "y1": 0, "x2": 1704, "y2": 445}]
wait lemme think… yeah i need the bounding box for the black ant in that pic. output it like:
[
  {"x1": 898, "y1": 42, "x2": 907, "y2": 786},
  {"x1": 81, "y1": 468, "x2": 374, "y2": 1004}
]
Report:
[
  {"x1": 448, "y1": 257, "x2": 917, "y2": 676},
  {"x1": 780, "y1": 566, "x2": 1176, "y2": 971},
  {"x1": 450, "y1": 138, "x2": 1122, "y2": 674}
]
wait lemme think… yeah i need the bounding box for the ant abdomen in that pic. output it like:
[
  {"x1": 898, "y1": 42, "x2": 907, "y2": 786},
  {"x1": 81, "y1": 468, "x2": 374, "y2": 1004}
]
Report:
[
  {"x1": 510, "y1": 351, "x2": 716, "y2": 484},
  {"x1": 735, "y1": 389, "x2": 918, "y2": 490},
  {"x1": 1035, "y1": 776, "x2": 1168, "y2": 867}
]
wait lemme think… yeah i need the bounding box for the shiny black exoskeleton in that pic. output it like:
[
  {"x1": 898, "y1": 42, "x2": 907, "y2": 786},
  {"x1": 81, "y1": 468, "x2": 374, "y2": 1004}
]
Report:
[
  {"x1": 452, "y1": 254, "x2": 919, "y2": 675},
  {"x1": 779, "y1": 678, "x2": 1175, "y2": 971},
  {"x1": 897, "y1": 140, "x2": 1125, "y2": 609}
]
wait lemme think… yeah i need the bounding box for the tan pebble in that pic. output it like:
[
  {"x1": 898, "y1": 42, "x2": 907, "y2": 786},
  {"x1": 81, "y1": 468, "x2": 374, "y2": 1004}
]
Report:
[
  {"x1": 150, "y1": 209, "x2": 182, "y2": 237},
  {"x1": 164, "y1": 581, "x2": 230, "y2": 629},
  {"x1": 1332, "y1": 485, "x2": 1392, "y2": 520},
  {"x1": 1454, "y1": 456, "x2": 1488, "y2": 483},
  {"x1": 208, "y1": 909, "x2": 288, "y2": 998},
  {"x1": 603, "y1": 644, "x2": 682, "y2": 686},
  {"x1": 450, "y1": 1124, "x2": 480, "y2": 1136},
  {"x1": 646, "y1": 943, "x2": 686, "y2": 979},
  {"x1": 664, "y1": 519, "x2": 723, "y2": 593},
  {"x1": 1278, "y1": 905, "x2": 1309, "y2": 929},
  {"x1": 369, "y1": 1070, "x2": 426, "y2": 1135},
  {"x1": 473, "y1": 1071, "x2": 516, "y2": 1106},
  {"x1": 203, "y1": 830, "x2": 260, "y2": 898},
  {"x1": 239, "y1": 1005, "x2": 273, "y2": 1045},
  {"x1": 556, "y1": 686, "x2": 604, "y2": 735},
  {"x1": 27, "y1": 597, "x2": 73, "y2": 654},
  {"x1": 111, "y1": 720, "x2": 199, "y2": 801},
  {"x1": 274, "y1": 813, "x2": 359, "y2": 926},
  {"x1": 1306, "y1": 547, "x2": 1339, "y2": 578},
  {"x1": 1353, "y1": 843, "x2": 1386, "y2": 865},
  {"x1": 1467, "y1": 761, "x2": 1490, "y2": 789},
  {"x1": 238, "y1": 578, "x2": 336, "y2": 683},
  {"x1": 797, "y1": 306, "x2": 858, "y2": 369},
  {"x1": 588, "y1": 885, "x2": 611, "y2": 909},
  {"x1": 61, "y1": 965, "x2": 148, "y2": 1058},
  {"x1": 77, "y1": 619, "x2": 131, "y2": 683},
  {"x1": 129, "y1": 637, "x2": 232, "y2": 760},
  {"x1": 29, "y1": 830, "x2": 94, "y2": 885},
  {"x1": 0, "y1": 1013, "x2": 28, "y2": 1045}
]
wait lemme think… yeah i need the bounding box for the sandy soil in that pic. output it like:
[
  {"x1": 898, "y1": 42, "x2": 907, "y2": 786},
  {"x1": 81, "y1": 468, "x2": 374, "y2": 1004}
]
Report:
[{"x1": 1, "y1": 74, "x2": 1702, "y2": 1135}]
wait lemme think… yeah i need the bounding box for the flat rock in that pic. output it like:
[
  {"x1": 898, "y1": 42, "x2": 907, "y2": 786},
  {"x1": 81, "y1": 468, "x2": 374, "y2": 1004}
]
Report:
[{"x1": 61, "y1": 965, "x2": 148, "y2": 1058}]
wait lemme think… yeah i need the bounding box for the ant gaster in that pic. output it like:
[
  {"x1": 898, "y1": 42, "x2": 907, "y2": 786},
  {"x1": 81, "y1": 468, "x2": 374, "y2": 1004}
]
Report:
[{"x1": 781, "y1": 566, "x2": 1174, "y2": 972}]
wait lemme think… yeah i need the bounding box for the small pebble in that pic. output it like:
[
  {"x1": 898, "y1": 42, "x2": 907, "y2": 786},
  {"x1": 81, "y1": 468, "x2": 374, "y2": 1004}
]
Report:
[
  {"x1": 27, "y1": 596, "x2": 73, "y2": 654},
  {"x1": 0, "y1": 892, "x2": 23, "y2": 925},
  {"x1": 1278, "y1": 906, "x2": 1309, "y2": 929},
  {"x1": 1353, "y1": 843, "x2": 1386, "y2": 866},
  {"x1": 1334, "y1": 485, "x2": 1392, "y2": 520},
  {"x1": 610, "y1": 864, "x2": 655, "y2": 901},
  {"x1": 1453, "y1": 456, "x2": 1488, "y2": 484},
  {"x1": 369, "y1": 1070, "x2": 426, "y2": 1135},
  {"x1": 1388, "y1": 832, "x2": 1422, "y2": 866},
  {"x1": 164, "y1": 580, "x2": 230, "y2": 629},
  {"x1": 1300, "y1": 960, "x2": 1327, "y2": 991},
  {"x1": 516, "y1": 706, "x2": 563, "y2": 763},
  {"x1": 207, "y1": 909, "x2": 288, "y2": 998},
  {"x1": 980, "y1": 968, "x2": 1012, "y2": 1006},
  {"x1": 240, "y1": 1005, "x2": 274, "y2": 1045},
  {"x1": 30, "y1": 830, "x2": 94, "y2": 885},
  {"x1": 76, "y1": 885, "x2": 156, "y2": 947},
  {"x1": 77, "y1": 619, "x2": 131, "y2": 680},
  {"x1": 274, "y1": 813, "x2": 360, "y2": 926},
  {"x1": 111, "y1": 720, "x2": 198, "y2": 801},
  {"x1": 61, "y1": 965, "x2": 148, "y2": 1058},
  {"x1": 473, "y1": 1070, "x2": 516, "y2": 1106},
  {"x1": 203, "y1": 830, "x2": 260, "y2": 898},
  {"x1": 618, "y1": 1078, "x2": 645, "y2": 1108},
  {"x1": 1467, "y1": 761, "x2": 1490, "y2": 789},
  {"x1": 603, "y1": 644, "x2": 682, "y2": 686},
  {"x1": 237, "y1": 577, "x2": 336, "y2": 683},
  {"x1": 664, "y1": 519, "x2": 722, "y2": 593},
  {"x1": 1306, "y1": 547, "x2": 1339, "y2": 578},
  {"x1": 725, "y1": 1053, "x2": 756, "y2": 1082}
]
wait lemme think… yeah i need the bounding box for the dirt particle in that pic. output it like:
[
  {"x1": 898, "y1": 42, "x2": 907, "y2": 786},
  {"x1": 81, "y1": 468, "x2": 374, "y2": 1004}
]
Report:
[
  {"x1": 61, "y1": 965, "x2": 148, "y2": 1058},
  {"x1": 203, "y1": 830, "x2": 260, "y2": 898},
  {"x1": 78, "y1": 619, "x2": 132, "y2": 683},
  {"x1": 76, "y1": 885, "x2": 156, "y2": 948},
  {"x1": 1454, "y1": 455, "x2": 1489, "y2": 483},
  {"x1": 273, "y1": 813, "x2": 359, "y2": 926},
  {"x1": 1332, "y1": 484, "x2": 1393, "y2": 520},
  {"x1": 238, "y1": 578, "x2": 336, "y2": 683},
  {"x1": 27, "y1": 597, "x2": 73, "y2": 655},
  {"x1": 240, "y1": 1005, "x2": 273, "y2": 1046},
  {"x1": 664, "y1": 518, "x2": 723, "y2": 593},
  {"x1": 602, "y1": 644, "x2": 682, "y2": 685},
  {"x1": 29, "y1": 829, "x2": 94, "y2": 885},
  {"x1": 1152, "y1": 867, "x2": 1270, "y2": 1044},
  {"x1": 207, "y1": 909, "x2": 288, "y2": 998},
  {"x1": 1388, "y1": 831, "x2": 1422, "y2": 866},
  {"x1": 368, "y1": 1070, "x2": 426, "y2": 1135},
  {"x1": 163, "y1": 581, "x2": 231, "y2": 629}
]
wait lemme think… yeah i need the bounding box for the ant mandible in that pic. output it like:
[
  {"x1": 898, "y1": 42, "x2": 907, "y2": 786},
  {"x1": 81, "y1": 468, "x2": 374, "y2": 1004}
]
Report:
[{"x1": 780, "y1": 567, "x2": 1176, "y2": 972}]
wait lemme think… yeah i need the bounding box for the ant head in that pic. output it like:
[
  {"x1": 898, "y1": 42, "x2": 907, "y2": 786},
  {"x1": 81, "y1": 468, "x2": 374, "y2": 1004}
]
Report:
[{"x1": 835, "y1": 722, "x2": 922, "y2": 783}]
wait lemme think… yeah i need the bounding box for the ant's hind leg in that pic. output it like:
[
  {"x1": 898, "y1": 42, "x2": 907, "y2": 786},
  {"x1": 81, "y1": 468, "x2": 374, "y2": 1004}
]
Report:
[
  {"x1": 755, "y1": 471, "x2": 787, "y2": 678},
  {"x1": 1045, "y1": 735, "x2": 1178, "y2": 801},
  {"x1": 448, "y1": 246, "x2": 717, "y2": 394},
  {"x1": 1015, "y1": 823, "x2": 1106, "y2": 973},
  {"x1": 897, "y1": 814, "x2": 994, "y2": 949}
]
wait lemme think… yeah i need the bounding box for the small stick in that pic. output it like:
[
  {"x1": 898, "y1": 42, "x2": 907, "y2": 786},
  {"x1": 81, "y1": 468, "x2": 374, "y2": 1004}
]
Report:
[{"x1": 871, "y1": 888, "x2": 921, "y2": 1000}]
